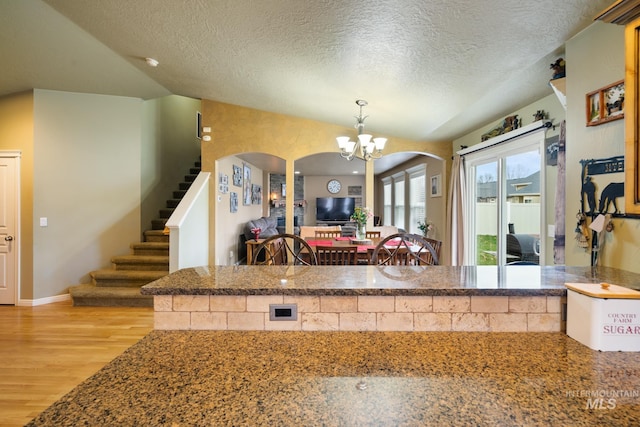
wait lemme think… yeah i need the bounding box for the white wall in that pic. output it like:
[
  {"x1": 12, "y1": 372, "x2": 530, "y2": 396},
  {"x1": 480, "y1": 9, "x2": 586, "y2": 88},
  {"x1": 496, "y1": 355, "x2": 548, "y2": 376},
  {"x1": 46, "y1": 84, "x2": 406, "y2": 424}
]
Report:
[{"x1": 33, "y1": 90, "x2": 142, "y2": 298}]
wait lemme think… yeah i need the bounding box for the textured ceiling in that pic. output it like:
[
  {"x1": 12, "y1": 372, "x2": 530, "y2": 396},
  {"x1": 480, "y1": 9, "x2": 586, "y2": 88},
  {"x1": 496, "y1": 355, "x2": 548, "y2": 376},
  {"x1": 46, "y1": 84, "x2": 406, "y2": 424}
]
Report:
[{"x1": 1, "y1": 0, "x2": 613, "y2": 146}]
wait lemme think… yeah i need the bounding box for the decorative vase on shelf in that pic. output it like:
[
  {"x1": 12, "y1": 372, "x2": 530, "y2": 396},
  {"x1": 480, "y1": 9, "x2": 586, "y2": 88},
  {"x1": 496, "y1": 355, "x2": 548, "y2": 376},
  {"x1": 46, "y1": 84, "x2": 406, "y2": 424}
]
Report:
[{"x1": 356, "y1": 223, "x2": 366, "y2": 240}]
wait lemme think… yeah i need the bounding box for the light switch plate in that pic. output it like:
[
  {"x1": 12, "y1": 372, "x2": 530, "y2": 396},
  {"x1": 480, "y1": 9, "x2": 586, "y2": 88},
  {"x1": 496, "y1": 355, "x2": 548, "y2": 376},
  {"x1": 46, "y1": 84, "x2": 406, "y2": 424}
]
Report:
[{"x1": 40, "y1": 217, "x2": 48, "y2": 227}]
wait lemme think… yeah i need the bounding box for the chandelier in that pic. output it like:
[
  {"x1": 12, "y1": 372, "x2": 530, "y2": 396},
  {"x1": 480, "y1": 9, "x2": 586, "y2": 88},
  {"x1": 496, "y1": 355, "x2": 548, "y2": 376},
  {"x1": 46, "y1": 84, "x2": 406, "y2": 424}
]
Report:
[{"x1": 336, "y1": 100, "x2": 387, "y2": 161}]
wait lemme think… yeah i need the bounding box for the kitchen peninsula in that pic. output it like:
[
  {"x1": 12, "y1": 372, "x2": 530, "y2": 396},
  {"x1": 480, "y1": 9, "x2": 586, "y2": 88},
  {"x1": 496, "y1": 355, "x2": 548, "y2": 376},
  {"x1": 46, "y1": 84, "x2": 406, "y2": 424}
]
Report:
[{"x1": 141, "y1": 265, "x2": 640, "y2": 333}]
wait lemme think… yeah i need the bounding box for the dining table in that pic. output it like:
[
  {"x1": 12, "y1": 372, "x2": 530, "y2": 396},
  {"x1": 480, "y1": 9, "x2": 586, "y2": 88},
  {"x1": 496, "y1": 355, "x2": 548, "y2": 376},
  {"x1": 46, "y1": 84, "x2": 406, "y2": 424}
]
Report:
[{"x1": 305, "y1": 236, "x2": 381, "y2": 264}]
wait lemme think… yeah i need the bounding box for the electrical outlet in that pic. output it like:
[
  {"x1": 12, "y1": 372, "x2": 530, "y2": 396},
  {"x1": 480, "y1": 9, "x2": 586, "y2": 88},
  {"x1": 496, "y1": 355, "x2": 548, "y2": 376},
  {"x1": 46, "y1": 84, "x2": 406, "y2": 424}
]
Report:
[{"x1": 229, "y1": 250, "x2": 234, "y2": 259}]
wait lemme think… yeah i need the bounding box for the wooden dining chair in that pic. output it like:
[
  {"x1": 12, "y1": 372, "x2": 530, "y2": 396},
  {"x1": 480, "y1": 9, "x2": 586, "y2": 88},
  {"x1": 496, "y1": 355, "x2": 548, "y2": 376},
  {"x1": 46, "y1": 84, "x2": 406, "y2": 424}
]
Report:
[
  {"x1": 371, "y1": 233, "x2": 439, "y2": 266},
  {"x1": 423, "y1": 237, "x2": 442, "y2": 265},
  {"x1": 252, "y1": 233, "x2": 317, "y2": 265},
  {"x1": 315, "y1": 230, "x2": 342, "y2": 239},
  {"x1": 365, "y1": 230, "x2": 381, "y2": 239},
  {"x1": 316, "y1": 245, "x2": 359, "y2": 265}
]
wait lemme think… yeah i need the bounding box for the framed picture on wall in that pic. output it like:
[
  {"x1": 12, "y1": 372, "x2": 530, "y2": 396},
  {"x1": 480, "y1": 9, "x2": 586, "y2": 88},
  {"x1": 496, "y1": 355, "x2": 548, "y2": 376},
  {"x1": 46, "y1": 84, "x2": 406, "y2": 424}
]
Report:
[
  {"x1": 243, "y1": 164, "x2": 252, "y2": 205},
  {"x1": 586, "y1": 80, "x2": 624, "y2": 126},
  {"x1": 230, "y1": 192, "x2": 238, "y2": 213},
  {"x1": 430, "y1": 174, "x2": 442, "y2": 197},
  {"x1": 251, "y1": 184, "x2": 262, "y2": 204},
  {"x1": 232, "y1": 165, "x2": 242, "y2": 187}
]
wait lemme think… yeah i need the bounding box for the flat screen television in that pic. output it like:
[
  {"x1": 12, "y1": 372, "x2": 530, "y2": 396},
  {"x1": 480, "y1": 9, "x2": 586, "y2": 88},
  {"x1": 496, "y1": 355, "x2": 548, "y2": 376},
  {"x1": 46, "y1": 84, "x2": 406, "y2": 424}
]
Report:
[{"x1": 316, "y1": 197, "x2": 355, "y2": 222}]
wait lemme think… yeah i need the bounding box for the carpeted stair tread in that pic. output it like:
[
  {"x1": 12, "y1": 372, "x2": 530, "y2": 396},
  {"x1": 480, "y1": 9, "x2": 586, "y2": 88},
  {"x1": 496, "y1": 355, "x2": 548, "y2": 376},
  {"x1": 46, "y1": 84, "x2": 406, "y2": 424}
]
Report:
[
  {"x1": 112, "y1": 254, "x2": 169, "y2": 264},
  {"x1": 90, "y1": 269, "x2": 167, "y2": 288},
  {"x1": 69, "y1": 284, "x2": 153, "y2": 307},
  {"x1": 130, "y1": 242, "x2": 169, "y2": 256},
  {"x1": 144, "y1": 230, "x2": 169, "y2": 243}
]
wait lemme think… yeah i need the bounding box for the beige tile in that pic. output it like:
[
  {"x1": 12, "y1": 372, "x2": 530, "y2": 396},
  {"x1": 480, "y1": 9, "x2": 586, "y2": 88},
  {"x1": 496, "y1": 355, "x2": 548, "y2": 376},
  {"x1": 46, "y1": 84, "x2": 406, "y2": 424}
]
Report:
[
  {"x1": 528, "y1": 313, "x2": 561, "y2": 332},
  {"x1": 154, "y1": 296, "x2": 173, "y2": 312},
  {"x1": 154, "y1": 311, "x2": 190, "y2": 330},
  {"x1": 546, "y1": 296, "x2": 562, "y2": 313},
  {"x1": 284, "y1": 295, "x2": 320, "y2": 312},
  {"x1": 358, "y1": 296, "x2": 395, "y2": 313},
  {"x1": 191, "y1": 312, "x2": 227, "y2": 330},
  {"x1": 173, "y1": 295, "x2": 209, "y2": 312},
  {"x1": 339, "y1": 313, "x2": 376, "y2": 331},
  {"x1": 377, "y1": 313, "x2": 414, "y2": 331},
  {"x1": 266, "y1": 314, "x2": 302, "y2": 331},
  {"x1": 452, "y1": 313, "x2": 490, "y2": 331},
  {"x1": 227, "y1": 312, "x2": 265, "y2": 330},
  {"x1": 489, "y1": 313, "x2": 528, "y2": 332},
  {"x1": 210, "y1": 295, "x2": 246, "y2": 312},
  {"x1": 302, "y1": 313, "x2": 339, "y2": 331},
  {"x1": 414, "y1": 313, "x2": 452, "y2": 331},
  {"x1": 471, "y1": 296, "x2": 508, "y2": 313},
  {"x1": 246, "y1": 295, "x2": 284, "y2": 312},
  {"x1": 433, "y1": 296, "x2": 470, "y2": 312},
  {"x1": 321, "y1": 296, "x2": 357, "y2": 312},
  {"x1": 395, "y1": 296, "x2": 433, "y2": 312},
  {"x1": 509, "y1": 296, "x2": 547, "y2": 313}
]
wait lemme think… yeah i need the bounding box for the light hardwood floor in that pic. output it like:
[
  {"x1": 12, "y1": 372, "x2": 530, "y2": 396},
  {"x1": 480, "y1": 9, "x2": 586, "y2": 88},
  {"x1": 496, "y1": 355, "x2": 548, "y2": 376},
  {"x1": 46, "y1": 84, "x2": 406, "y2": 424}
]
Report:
[{"x1": 0, "y1": 301, "x2": 153, "y2": 427}]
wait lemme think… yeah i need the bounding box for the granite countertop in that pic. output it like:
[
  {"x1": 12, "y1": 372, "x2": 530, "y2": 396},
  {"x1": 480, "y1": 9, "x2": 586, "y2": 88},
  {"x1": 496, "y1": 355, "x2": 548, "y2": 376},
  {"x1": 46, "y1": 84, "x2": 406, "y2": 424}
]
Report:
[
  {"x1": 141, "y1": 265, "x2": 640, "y2": 297},
  {"x1": 27, "y1": 330, "x2": 640, "y2": 426}
]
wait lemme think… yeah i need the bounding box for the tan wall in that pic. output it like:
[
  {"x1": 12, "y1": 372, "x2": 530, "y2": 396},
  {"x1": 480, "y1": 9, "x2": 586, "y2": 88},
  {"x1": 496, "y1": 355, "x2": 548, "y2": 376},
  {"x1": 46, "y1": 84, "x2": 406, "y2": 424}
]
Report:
[
  {"x1": 141, "y1": 95, "x2": 202, "y2": 233},
  {"x1": 0, "y1": 91, "x2": 35, "y2": 299},
  {"x1": 303, "y1": 175, "x2": 366, "y2": 225},
  {"x1": 32, "y1": 90, "x2": 143, "y2": 299},
  {"x1": 376, "y1": 155, "x2": 445, "y2": 241},
  {"x1": 201, "y1": 100, "x2": 452, "y2": 263},
  {"x1": 215, "y1": 155, "x2": 264, "y2": 265},
  {"x1": 565, "y1": 22, "x2": 639, "y2": 271}
]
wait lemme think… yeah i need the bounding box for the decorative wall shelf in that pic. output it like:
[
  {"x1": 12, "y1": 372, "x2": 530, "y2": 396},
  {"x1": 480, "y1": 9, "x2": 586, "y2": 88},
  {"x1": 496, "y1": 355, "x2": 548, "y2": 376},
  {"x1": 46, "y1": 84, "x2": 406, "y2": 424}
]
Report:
[
  {"x1": 549, "y1": 77, "x2": 566, "y2": 111},
  {"x1": 272, "y1": 199, "x2": 306, "y2": 208}
]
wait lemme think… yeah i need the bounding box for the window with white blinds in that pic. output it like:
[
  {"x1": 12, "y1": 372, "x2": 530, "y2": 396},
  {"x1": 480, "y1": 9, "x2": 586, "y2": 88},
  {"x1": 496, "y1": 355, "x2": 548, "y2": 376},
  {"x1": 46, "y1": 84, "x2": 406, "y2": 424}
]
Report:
[
  {"x1": 393, "y1": 173, "x2": 405, "y2": 230},
  {"x1": 382, "y1": 177, "x2": 392, "y2": 225},
  {"x1": 408, "y1": 166, "x2": 426, "y2": 234}
]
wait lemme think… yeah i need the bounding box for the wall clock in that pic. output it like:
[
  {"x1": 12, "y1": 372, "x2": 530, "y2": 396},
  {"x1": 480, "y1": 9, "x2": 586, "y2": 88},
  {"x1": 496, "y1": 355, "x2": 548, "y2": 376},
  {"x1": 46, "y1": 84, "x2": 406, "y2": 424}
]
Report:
[{"x1": 327, "y1": 179, "x2": 341, "y2": 194}]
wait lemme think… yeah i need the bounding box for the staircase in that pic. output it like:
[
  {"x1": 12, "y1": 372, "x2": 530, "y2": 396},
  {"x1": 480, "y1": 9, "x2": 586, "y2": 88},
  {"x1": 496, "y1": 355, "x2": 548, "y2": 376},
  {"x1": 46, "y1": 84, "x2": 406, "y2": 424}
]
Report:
[{"x1": 69, "y1": 159, "x2": 201, "y2": 307}]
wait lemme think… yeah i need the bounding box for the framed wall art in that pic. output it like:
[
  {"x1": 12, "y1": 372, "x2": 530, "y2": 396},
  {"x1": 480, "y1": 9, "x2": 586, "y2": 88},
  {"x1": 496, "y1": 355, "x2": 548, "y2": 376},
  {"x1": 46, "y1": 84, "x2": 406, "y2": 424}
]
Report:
[
  {"x1": 243, "y1": 164, "x2": 252, "y2": 205},
  {"x1": 251, "y1": 184, "x2": 262, "y2": 204},
  {"x1": 586, "y1": 80, "x2": 624, "y2": 126},
  {"x1": 232, "y1": 165, "x2": 242, "y2": 187},
  {"x1": 230, "y1": 192, "x2": 238, "y2": 213},
  {"x1": 430, "y1": 174, "x2": 442, "y2": 197}
]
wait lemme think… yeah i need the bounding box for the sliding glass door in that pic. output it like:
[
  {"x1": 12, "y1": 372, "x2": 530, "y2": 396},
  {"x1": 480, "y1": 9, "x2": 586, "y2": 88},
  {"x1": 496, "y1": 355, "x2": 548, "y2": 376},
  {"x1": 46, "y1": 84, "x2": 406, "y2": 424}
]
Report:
[{"x1": 464, "y1": 129, "x2": 545, "y2": 265}]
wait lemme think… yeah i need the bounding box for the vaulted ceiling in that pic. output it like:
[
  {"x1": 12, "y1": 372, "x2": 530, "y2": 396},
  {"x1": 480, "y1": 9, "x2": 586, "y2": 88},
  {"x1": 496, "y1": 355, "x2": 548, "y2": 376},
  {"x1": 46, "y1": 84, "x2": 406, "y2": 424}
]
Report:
[{"x1": 0, "y1": 0, "x2": 614, "y2": 172}]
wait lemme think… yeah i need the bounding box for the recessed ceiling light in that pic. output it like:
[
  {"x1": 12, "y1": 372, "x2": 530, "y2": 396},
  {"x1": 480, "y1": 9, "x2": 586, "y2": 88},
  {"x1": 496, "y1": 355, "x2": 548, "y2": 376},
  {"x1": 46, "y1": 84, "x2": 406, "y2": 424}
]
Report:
[
  {"x1": 145, "y1": 57, "x2": 159, "y2": 67},
  {"x1": 353, "y1": 171, "x2": 359, "y2": 174},
  {"x1": 294, "y1": 171, "x2": 300, "y2": 174}
]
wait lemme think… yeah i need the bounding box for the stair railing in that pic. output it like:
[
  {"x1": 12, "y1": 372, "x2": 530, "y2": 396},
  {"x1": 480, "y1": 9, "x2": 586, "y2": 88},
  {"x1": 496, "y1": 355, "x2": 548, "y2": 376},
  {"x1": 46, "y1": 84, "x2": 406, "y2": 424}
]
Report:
[{"x1": 165, "y1": 172, "x2": 210, "y2": 272}]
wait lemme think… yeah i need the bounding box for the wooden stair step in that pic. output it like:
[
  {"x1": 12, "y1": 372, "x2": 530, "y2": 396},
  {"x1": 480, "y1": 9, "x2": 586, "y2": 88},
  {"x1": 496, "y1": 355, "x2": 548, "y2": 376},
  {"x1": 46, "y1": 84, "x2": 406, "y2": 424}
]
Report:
[
  {"x1": 91, "y1": 269, "x2": 167, "y2": 287},
  {"x1": 131, "y1": 242, "x2": 169, "y2": 256},
  {"x1": 69, "y1": 284, "x2": 153, "y2": 307}
]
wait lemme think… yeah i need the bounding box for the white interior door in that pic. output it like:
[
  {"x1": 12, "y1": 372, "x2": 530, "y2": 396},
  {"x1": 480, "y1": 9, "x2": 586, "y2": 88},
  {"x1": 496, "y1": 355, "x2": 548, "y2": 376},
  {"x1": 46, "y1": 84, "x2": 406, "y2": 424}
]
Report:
[{"x1": 0, "y1": 154, "x2": 19, "y2": 304}]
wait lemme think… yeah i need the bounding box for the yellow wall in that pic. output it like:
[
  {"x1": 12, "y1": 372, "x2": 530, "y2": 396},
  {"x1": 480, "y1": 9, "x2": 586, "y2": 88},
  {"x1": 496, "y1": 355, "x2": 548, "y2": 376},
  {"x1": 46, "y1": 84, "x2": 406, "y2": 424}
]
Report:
[
  {"x1": 0, "y1": 91, "x2": 34, "y2": 299},
  {"x1": 201, "y1": 100, "x2": 452, "y2": 263}
]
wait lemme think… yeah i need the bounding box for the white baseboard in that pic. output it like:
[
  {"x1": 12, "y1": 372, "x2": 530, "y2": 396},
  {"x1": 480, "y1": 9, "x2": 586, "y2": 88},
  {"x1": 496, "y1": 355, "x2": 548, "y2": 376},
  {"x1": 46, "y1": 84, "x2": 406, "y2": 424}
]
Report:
[{"x1": 17, "y1": 293, "x2": 71, "y2": 306}]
